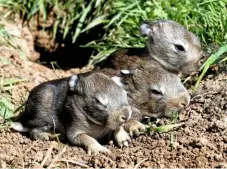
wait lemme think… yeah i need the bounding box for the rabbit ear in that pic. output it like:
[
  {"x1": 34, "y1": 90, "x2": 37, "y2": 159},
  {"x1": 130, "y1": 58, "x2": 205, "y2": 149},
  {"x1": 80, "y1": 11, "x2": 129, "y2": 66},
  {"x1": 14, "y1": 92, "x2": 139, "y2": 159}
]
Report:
[
  {"x1": 140, "y1": 22, "x2": 151, "y2": 36},
  {"x1": 111, "y1": 76, "x2": 123, "y2": 87},
  {"x1": 68, "y1": 75, "x2": 78, "y2": 92},
  {"x1": 121, "y1": 69, "x2": 137, "y2": 76},
  {"x1": 120, "y1": 69, "x2": 132, "y2": 75},
  {"x1": 140, "y1": 20, "x2": 158, "y2": 36},
  {"x1": 140, "y1": 20, "x2": 168, "y2": 36}
]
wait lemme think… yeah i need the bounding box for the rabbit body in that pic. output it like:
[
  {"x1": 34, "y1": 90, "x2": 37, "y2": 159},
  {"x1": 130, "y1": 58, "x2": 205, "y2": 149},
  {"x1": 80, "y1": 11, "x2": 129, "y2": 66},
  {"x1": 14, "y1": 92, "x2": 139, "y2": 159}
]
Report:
[{"x1": 11, "y1": 72, "x2": 132, "y2": 155}]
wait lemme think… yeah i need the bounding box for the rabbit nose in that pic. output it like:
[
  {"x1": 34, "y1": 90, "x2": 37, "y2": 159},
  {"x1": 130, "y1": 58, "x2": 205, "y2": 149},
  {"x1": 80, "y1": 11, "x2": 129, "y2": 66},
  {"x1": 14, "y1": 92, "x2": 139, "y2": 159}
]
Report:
[
  {"x1": 198, "y1": 59, "x2": 203, "y2": 66},
  {"x1": 119, "y1": 115, "x2": 127, "y2": 123},
  {"x1": 168, "y1": 92, "x2": 190, "y2": 110},
  {"x1": 119, "y1": 106, "x2": 132, "y2": 122},
  {"x1": 179, "y1": 92, "x2": 190, "y2": 108},
  {"x1": 180, "y1": 102, "x2": 187, "y2": 108}
]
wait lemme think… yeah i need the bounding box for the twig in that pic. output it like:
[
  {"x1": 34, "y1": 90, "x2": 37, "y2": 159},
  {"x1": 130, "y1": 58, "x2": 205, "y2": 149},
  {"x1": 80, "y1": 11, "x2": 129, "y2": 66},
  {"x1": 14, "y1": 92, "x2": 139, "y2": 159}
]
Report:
[
  {"x1": 24, "y1": 142, "x2": 36, "y2": 155},
  {"x1": 48, "y1": 146, "x2": 67, "y2": 169},
  {"x1": 191, "y1": 91, "x2": 219, "y2": 101},
  {"x1": 17, "y1": 147, "x2": 24, "y2": 169},
  {"x1": 13, "y1": 102, "x2": 25, "y2": 115},
  {"x1": 134, "y1": 158, "x2": 148, "y2": 169},
  {"x1": 58, "y1": 159, "x2": 89, "y2": 168},
  {"x1": 50, "y1": 115, "x2": 61, "y2": 144},
  {"x1": 0, "y1": 160, "x2": 6, "y2": 168},
  {"x1": 65, "y1": 160, "x2": 69, "y2": 169},
  {"x1": 217, "y1": 77, "x2": 227, "y2": 81},
  {"x1": 40, "y1": 144, "x2": 54, "y2": 167}
]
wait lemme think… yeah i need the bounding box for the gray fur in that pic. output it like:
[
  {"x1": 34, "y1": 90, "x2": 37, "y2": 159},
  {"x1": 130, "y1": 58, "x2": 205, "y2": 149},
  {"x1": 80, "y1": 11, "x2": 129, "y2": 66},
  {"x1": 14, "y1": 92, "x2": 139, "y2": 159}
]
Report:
[
  {"x1": 104, "y1": 19, "x2": 203, "y2": 75},
  {"x1": 100, "y1": 61, "x2": 190, "y2": 119},
  {"x1": 100, "y1": 62, "x2": 190, "y2": 138},
  {"x1": 121, "y1": 61, "x2": 190, "y2": 118},
  {"x1": 141, "y1": 19, "x2": 203, "y2": 74},
  {"x1": 11, "y1": 72, "x2": 132, "y2": 155}
]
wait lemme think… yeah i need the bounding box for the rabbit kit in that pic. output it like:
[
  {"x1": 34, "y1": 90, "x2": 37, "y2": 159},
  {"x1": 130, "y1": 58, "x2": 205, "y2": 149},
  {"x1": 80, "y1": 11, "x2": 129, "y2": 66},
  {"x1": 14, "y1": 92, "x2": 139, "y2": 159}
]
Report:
[{"x1": 11, "y1": 72, "x2": 132, "y2": 155}]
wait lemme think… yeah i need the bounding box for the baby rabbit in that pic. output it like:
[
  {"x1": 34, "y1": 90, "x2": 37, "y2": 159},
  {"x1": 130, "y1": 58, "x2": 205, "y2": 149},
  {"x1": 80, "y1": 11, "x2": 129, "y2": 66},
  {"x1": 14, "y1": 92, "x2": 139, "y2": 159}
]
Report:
[
  {"x1": 11, "y1": 72, "x2": 132, "y2": 155},
  {"x1": 103, "y1": 19, "x2": 203, "y2": 75},
  {"x1": 120, "y1": 62, "x2": 190, "y2": 118},
  {"x1": 100, "y1": 61, "x2": 190, "y2": 138}
]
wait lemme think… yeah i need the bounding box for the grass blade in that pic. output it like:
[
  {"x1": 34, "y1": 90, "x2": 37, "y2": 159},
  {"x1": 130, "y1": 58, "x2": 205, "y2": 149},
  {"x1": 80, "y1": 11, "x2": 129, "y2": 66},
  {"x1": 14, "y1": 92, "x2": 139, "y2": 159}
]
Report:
[
  {"x1": 152, "y1": 123, "x2": 184, "y2": 133},
  {"x1": 80, "y1": 15, "x2": 107, "y2": 33},
  {"x1": 219, "y1": 56, "x2": 227, "y2": 63},
  {"x1": 72, "y1": 0, "x2": 94, "y2": 43},
  {"x1": 0, "y1": 97, "x2": 14, "y2": 111},
  {"x1": 194, "y1": 44, "x2": 227, "y2": 90},
  {"x1": 39, "y1": 0, "x2": 47, "y2": 22},
  {"x1": 137, "y1": 122, "x2": 184, "y2": 135},
  {"x1": 0, "y1": 57, "x2": 11, "y2": 65},
  {"x1": 3, "y1": 78, "x2": 25, "y2": 86}
]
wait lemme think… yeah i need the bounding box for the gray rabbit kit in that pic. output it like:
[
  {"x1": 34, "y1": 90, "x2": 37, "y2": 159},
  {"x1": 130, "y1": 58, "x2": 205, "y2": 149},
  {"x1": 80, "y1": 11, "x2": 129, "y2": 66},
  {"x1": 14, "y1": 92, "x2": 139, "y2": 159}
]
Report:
[
  {"x1": 100, "y1": 61, "x2": 190, "y2": 137},
  {"x1": 104, "y1": 19, "x2": 203, "y2": 75},
  {"x1": 11, "y1": 72, "x2": 132, "y2": 155},
  {"x1": 99, "y1": 19, "x2": 200, "y2": 137},
  {"x1": 119, "y1": 62, "x2": 190, "y2": 118}
]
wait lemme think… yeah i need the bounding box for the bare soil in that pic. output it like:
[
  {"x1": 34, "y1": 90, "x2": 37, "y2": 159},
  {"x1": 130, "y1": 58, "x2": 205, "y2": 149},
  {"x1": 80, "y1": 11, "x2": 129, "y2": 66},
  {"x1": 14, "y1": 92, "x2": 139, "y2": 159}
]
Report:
[{"x1": 0, "y1": 22, "x2": 227, "y2": 168}]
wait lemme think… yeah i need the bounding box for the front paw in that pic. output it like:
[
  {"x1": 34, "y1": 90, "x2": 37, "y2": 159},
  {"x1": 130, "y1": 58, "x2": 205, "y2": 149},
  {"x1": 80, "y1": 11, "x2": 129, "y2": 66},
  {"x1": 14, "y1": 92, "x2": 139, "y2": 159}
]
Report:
[
  {"x1": 114, "y1": 126, "x2": 131, "y2": 148},
  {"x1": 124, "y1": 120, "x2": 146, "y2": 137},
  {"x1": 87, "y1": 142, "x2": 110, "y2": 155},
  {"x1": 30, "y1": 129, "x2": 50, "y2": 140}
]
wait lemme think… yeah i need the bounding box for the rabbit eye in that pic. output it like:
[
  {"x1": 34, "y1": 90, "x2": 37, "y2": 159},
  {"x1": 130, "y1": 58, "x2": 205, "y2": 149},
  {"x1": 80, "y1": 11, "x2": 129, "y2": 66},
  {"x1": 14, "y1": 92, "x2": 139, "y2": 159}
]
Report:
[
  {"x1": 150, "y1": 89, "x2": 163, "y2": 95},
  {"x1": 174, "y1": 44, "x2": 185, "y2": 52},
  {"x1": 95, "y1": 97, "x2": 108, "y2": 108}
]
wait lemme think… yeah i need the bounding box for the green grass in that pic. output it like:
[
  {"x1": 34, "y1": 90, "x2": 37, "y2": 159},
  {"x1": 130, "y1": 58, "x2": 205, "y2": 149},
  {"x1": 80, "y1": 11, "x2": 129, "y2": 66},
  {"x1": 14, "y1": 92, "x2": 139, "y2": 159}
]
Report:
[
  {"x1": 0, "y1": 26, "x2": 27, "y2": 123},
  {"x1": 0, "y1": 25, "x2": 17, "y2": 49},
  {"x1": 0, "y1": 0, "x2": 110, "y2": 43},
  {"x1": 0, "y1": 77, "x2": 15, "y2": 121},
  {"x1": 194, "y1": 44, "x2": 227, "y2": 90},
  {"x1": 135, "y1": 112, "x2": 183, "y2": 136},
  {"x1": 0, "y1": 0, "x2": 227, "y2": 65},
  {"x1": 0, "y1": 95, "x2": 14, "y2": 120},
  {"x1": 134, "y1": 112, "x2": 182, "y2": 149},
  {"x1": 0, "y1": 0, "x2": 226, "y2": 89},
  {"x1": 86, "y1": 0, "x2": 227, "y2": 65},
  {"x1": 0, "y1": 76, "x2": 26, "y2": 121},
  {"x1": 0, "y1": 25, "x2": 27, "y2": 60}
]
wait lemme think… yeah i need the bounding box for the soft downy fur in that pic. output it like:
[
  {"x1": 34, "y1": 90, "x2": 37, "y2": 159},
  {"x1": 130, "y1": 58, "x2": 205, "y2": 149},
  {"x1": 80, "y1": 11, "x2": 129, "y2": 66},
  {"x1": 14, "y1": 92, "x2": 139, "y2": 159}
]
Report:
[
  {"x1": 102, "y1": 19, "x2": 203, "y2": 75},
  {"x1": 11, "y1": 72, "x2": 132, "y2": 155},
  {"x1": 99, "y1": 61, "x2": 190, "y2": 139}
]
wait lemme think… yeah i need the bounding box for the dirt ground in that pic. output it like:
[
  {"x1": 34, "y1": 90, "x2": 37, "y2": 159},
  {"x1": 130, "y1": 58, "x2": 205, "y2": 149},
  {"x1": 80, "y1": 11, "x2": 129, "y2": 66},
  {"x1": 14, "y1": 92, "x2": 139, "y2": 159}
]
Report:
[{"x1": 0, "y1": 22, "x2": 227, "y2": 168}]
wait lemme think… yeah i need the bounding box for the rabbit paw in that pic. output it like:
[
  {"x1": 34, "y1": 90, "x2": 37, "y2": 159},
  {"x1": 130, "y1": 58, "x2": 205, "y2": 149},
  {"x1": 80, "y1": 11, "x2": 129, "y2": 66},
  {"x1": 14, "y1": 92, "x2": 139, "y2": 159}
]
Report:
[
  {"x1": 124, "y1": 120, "x2": 147, "y2": 137},
  {"x1": 114, "y1": 126, "x2": 131, "y2": 148},
  {"x1": 30, "y1": 129, "x2": 50, "y2": 140},
  {"x1": 87, "y1": 142, "x2": 110, "y2": 155}
]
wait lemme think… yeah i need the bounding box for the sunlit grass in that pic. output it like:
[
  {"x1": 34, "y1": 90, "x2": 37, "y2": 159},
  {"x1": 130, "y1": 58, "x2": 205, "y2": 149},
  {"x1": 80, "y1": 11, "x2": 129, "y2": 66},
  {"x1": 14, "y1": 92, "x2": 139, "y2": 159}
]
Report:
[
  {"x1": 0, "y1": 76, "x2": 26, "y2": 120},
  {"x1": 86, "y1": 0, "x2": 227, "y2": 65},
  {"x1": 0, "y1": 0, "x2": 226, "y2": 65},
  {"x1": 0, "y1": 0, "x2": 226, "y2": 90},
  {"x1": 0, "y1": 0, "x2": 109, "y2": 43},
  {"x1": 0, "y1": 25, "x2": 27, "y2": 60},
  {"x1": 194, "y1": 44, "x2": 227, "y2": 90},
  {"x1": 0, "y1": 25, "x2": 27, "y2": 121}
]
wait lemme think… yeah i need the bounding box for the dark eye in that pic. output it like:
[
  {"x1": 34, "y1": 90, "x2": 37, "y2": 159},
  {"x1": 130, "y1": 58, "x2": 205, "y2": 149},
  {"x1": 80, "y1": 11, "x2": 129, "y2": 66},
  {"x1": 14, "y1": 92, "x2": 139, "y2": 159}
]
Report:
[
  {"x1": 175, "y1": 44, "x2": 185, "y2": 52},
  {"x1": 150, "y1": 89, "x2": 163, "y2": 95}
]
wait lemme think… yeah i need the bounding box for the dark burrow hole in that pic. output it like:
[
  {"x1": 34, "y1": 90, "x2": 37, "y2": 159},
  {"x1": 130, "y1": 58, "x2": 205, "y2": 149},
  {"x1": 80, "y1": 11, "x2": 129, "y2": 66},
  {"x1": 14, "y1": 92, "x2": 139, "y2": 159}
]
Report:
[{"x1": 35, "y1": 25, "x2": 105, "y2": 70}]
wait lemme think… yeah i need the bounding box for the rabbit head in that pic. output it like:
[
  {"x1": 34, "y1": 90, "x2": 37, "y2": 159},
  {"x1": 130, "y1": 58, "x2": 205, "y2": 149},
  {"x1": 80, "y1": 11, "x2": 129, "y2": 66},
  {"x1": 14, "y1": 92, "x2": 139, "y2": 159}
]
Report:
[
  {"x1": 69, "y1": 72, "x2": 132, "y2": 130},
  {"x1": 140, "y1": 19, "x2": 203, "y2": 74},
  {"x1": 118, "y1": 62, "x2": 190, "y2": 118}
]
